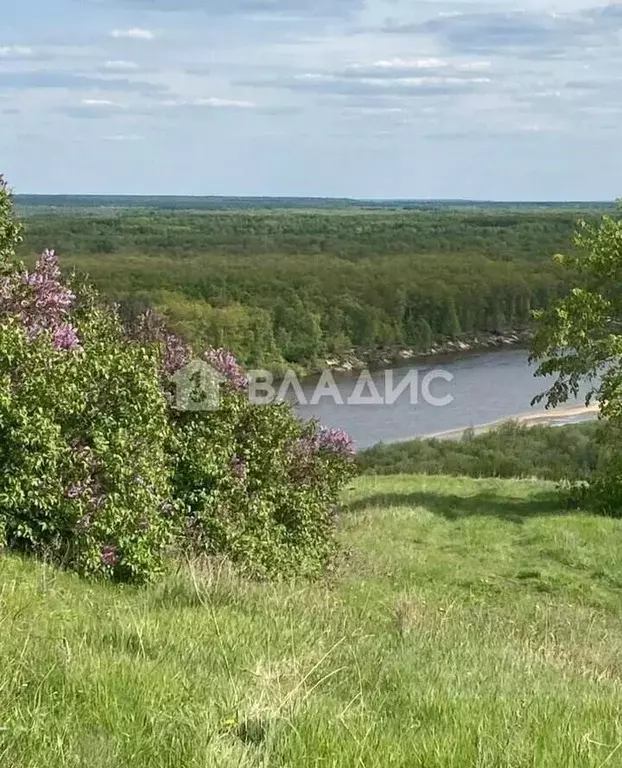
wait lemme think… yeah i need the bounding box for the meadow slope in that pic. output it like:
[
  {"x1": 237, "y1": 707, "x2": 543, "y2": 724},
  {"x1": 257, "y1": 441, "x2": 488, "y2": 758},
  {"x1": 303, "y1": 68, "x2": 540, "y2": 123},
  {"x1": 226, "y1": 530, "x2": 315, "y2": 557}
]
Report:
[{"x1": 2, "y1": 475, "x2": 622, "y2": 767}]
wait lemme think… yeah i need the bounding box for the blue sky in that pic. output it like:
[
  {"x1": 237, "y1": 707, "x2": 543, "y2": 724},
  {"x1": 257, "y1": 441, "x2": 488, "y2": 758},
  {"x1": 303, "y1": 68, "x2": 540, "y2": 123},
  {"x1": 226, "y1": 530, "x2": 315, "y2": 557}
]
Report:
[{"x1": 1, "y1": 0, "x2": 621, "y2": 199}]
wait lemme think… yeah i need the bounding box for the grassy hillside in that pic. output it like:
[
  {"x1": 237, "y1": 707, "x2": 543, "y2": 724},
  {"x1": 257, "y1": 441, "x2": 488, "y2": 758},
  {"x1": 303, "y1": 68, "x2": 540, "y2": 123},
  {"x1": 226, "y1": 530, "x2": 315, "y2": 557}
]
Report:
[{"x1": 2, "y1": 474, "x2": 622, "y2": 767}]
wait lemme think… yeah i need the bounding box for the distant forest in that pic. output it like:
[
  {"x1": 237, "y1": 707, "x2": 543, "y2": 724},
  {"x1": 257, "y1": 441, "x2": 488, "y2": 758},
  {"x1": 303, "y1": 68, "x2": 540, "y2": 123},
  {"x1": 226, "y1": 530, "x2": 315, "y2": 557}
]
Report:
[{"x1": 15, "y1": 203, "x2": 613, "y2": 372}]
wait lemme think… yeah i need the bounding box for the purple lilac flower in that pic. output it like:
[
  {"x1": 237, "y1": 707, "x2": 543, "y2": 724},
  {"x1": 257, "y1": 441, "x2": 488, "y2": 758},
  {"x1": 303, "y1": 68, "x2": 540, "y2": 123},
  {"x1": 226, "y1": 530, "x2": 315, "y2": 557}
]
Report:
[
  {"x1": 230, "y1": 455, "x2": 247, "y2": 480},
  {"x1": 130, "y1": 309, "x2": 191, "y2": 377},
  {"x1": 317, "y1": 427, "x2": 355, "y2": 456},
  {"x1": 295, "y1": 427, "x2": 355, "y2": 459},
  {"x1": 52, "y1": 323, "x2": 81, "y2": 351},
  {"x1": 101, "y1": 545, "x2": 118, "y2": 567},
  {"x1": 295, "y1": 436, "x2": 318, "y2": 459},
  {"x1": 0, "y1": 249, "x2": 80, "y2": 351},
  {"x1": 203, "y1": 348, "x2": 248, "y2": 393}
]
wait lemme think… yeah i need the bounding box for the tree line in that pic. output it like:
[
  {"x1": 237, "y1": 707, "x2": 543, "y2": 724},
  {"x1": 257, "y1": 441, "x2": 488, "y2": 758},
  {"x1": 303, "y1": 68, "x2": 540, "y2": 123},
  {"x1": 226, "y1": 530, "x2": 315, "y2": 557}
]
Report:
[{"x1": 15, "y1": 207, "x2": 605, "y2": 371}]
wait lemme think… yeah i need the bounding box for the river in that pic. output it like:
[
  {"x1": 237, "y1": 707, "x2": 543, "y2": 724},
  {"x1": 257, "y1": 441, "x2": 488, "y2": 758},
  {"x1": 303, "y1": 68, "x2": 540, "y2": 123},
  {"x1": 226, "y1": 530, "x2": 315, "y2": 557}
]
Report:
[{"x1": 291, "y1": 348, "x2": 596, "y2": 450}]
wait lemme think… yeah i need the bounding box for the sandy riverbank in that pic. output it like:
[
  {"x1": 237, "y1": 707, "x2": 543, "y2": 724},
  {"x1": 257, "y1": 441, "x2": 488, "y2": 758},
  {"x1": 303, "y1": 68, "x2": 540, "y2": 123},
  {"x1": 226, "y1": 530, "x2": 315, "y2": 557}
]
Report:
[{"x1": 421, "y1": 403, "x2": 600, "y2": 442}]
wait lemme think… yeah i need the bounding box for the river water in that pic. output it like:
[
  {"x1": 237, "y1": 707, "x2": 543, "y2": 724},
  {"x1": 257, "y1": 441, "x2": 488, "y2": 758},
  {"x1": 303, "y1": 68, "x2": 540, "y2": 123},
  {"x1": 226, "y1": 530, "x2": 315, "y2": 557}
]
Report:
[{"x1": 291, "y1": 348, "x2": 595, "y2": 451}]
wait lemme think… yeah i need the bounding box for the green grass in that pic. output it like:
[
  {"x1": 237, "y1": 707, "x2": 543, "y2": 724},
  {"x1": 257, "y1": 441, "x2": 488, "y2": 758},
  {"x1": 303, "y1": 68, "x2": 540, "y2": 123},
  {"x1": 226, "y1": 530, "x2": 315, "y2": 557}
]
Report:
[{"x1": 2, "y1": 474, "x2": 622, "y2": 767}]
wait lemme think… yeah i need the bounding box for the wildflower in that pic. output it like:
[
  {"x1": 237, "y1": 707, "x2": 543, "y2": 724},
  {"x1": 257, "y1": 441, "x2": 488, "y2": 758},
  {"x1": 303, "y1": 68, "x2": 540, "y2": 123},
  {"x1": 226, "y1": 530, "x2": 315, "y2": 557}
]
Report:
[
  {"x1": 203, "y1": 348, "x2": 248, "y2": 393},
  {"x1": 295, "y1": 427, "x2": 355, "y2": 459},
  {"x1": 101, "y1": 545, "x2": 118, "y2": 567},
  {"x1": 52, "y1": 323, "x2": 81, "y2": 351},
  {"x1": 0, "y1": 249, "x2": 80, "y2": 350},
  {"x1": 317, "y1": 427, "x2": 355, "y2": 457},
  {"x1": 130, "y1": 309, "x2": 191, "y2": 376}
]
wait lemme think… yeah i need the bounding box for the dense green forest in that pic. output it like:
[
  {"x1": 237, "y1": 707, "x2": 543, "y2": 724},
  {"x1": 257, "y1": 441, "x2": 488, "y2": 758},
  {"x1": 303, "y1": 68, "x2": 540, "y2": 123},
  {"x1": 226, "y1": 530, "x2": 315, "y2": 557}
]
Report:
[
  {"x1": 15, "y1": 205, "x2": 609, "y2": 372},
  {"x1": 16, "y1": 195, "x2": 615, "y2": 212}
]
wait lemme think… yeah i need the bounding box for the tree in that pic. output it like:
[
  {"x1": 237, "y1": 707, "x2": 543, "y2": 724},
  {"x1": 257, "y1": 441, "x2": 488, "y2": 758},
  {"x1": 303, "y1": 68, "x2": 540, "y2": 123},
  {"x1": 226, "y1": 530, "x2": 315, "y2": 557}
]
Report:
[
  {"x1": 530, "y1": 212, "x2": 622, "y2": 512},
  {"x1": 441, "y1": 297, "x2": 461, "y2": 337},
  {"x1": 412, "y1": 318, "x2": 433, "y2": 351},
  {"x1": 530, "y1": 214, "x2": 622, "y2": 412},
  {"x1": 0, "y1": 175, "x2": 22, "y2": 271}
]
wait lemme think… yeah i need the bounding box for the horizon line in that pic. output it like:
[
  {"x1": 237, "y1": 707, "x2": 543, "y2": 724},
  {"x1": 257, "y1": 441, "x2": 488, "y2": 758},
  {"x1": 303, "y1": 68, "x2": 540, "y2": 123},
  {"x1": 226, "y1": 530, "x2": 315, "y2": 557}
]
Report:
[{"x1": 13, "y1": 194, "x2": 614, "y2": 205}]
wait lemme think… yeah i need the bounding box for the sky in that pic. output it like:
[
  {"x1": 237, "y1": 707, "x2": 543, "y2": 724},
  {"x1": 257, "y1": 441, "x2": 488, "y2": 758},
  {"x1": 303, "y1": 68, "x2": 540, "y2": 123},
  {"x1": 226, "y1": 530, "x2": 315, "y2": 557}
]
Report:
[{"x1": 1, "y1": 0, "x2": 621, "y2": 199}]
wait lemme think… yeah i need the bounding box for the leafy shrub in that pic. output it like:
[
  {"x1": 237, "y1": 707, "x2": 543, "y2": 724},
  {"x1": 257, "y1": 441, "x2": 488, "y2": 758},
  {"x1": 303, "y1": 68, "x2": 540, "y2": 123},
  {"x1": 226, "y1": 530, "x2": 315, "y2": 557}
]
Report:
[
  {"x1": 0, "y1": 175, "x2": 22, "y2": 269},
  {"x1": 168, "y1": 361, "x2": 356, "y2": 577},
  {"x1": 130, "y1": 311, "x2": 356, "y2": 577},
  {"x1": 0, "y1": 180, "x2": 356, "y2": 580},
  {"x1": 358, "y1": 421, "x2": 601, "y2": 482},
  {"x1": 580, "y1": 422, "x2": 622, "y2": 516},
  {"x1": 0, "y1": 255, "x2": 175, "y2": 581},
  {"x1": 529, "y1": 211, "x2": 622, "y2": 515}
]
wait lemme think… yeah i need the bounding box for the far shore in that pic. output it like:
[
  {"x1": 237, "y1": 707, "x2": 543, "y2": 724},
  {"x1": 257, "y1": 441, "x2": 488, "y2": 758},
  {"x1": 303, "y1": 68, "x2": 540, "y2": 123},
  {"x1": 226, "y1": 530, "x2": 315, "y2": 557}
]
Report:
[{"x1": 415, "y1": 403, "x2": 600, "y2": 443}]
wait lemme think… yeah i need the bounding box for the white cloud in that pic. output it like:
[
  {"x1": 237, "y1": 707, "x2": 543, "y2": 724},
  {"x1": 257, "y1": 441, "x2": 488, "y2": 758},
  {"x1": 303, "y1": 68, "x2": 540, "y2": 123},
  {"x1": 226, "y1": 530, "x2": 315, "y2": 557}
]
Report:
[
  {"x1": 0, "y1": 45, "x2": 33, "y2": 57},
  {"x1": 81, "y1": 98, "x2": 122, "y2": 106},
  {"x1": 458, "y1": 61, "x2": 492, "y2": 71},
  {"x1": 348, "y1": 58, "x2": 449, "y2": 71},
  {"x1": 102, "y1": 134, "x2": 144, "y2": 141},
  {"x1": 103, "y1": 60, "x2": 139, "y2": 70},
  {"x1": 162, "y1": 97, "x2": 255, "y2": 108},
  {"x1": 110, "y1": 28, "x2": 154, "y2": 40}
]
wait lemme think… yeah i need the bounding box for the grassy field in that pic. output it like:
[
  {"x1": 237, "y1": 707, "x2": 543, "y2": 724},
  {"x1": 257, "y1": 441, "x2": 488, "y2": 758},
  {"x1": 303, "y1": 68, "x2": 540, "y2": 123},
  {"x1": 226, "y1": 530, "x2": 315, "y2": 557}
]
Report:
[{"x1": 2, "y1": 474, "x2": 622, "y2": 767}]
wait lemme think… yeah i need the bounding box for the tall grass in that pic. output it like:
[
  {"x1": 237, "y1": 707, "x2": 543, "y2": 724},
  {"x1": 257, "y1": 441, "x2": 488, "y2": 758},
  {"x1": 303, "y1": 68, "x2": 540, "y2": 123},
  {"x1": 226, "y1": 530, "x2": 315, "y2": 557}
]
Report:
[{"x1": 2, "y1": 474, "x2": 622, "y2": 767}]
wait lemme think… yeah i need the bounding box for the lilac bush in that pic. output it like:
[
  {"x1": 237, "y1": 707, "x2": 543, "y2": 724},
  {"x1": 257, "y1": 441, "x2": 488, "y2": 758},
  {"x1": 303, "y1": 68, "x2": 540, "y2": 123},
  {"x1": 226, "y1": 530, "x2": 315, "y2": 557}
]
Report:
[
  {"x1": 0, "y1": 249, "x2": 81, "y2": 351},
  {"x1": 0, "y1": 179, "x2": 356, "y2": 580},
  {"x1": 0, "y1": 255, "x2": 176, "y2": 581},
  {"x1": 129, "y1": 308, "x2": 190, "y2": 377},
  {"x1": 172, "y1": 389, "x2": 356, "y2": 576},
  {"x1": 203, "y1": 347, "x2": 249, "y2": 392},
  {"x1": 296, "y1": 427, "x2": 355, "y2": 458}
]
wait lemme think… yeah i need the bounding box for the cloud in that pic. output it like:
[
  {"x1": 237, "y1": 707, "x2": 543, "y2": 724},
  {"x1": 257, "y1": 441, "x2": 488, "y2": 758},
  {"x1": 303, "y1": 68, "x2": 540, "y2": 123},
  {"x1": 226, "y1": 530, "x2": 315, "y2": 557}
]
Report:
[
  {"x1": 60, "y1": 99, "x2": 128, "y2": 119},
  {"x1": 82, "y1": 98, "x2": 122, "y2": 106},
  {"x1": 0, "y1": 45, "x2": 33, "y2": 58},
  {"x1": 0, "y1": 71, "x2": 165, "y2": 95},
  {"x1": 161, "y1": 96, "x2": 256, "y2": 108},
  {"x1": 108, "y1": 0, "x2": 362, "y2": 17},
  {"x1": 101, "y1": 134, "x2": 144, "y2": 141},
  {"x1": 338, "y1": 57, "x2": 492, "y2": 80},
  {"x1": 110, "y1": 28, "x2": 155, "y2": 40},
  {"x1": 388, "y1": 11, "x2": 584, "y2": 53},
  {"x1": 103, "y1": 60, "x2": 139, "y2": 71},
  {"x1": 586, "y1": 2, "x2": 622, "y2": 23},
  {"x1": 383, "y1": 5, "x2": 622, "y2": 58},
  {"x1": 241, "y1": 62, "x2": 493, "y2": 99}
]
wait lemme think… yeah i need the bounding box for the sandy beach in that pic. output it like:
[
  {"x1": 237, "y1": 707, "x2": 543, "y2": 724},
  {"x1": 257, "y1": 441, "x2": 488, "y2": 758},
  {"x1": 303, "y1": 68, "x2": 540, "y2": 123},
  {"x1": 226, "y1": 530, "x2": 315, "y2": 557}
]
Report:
[{"x1": 421, "y1": 403, "x2": 600, "y2": 442}]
